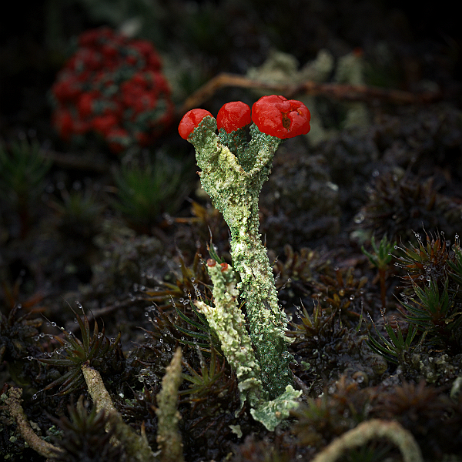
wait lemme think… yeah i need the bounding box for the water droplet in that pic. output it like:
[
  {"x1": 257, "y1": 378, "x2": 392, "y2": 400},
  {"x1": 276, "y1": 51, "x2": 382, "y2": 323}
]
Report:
[
  {"x1": 354, "y1": 212, "x2": 365, "y2": 224},
  {"x1": 32, "y1": 394, "x2": 37, "y2": 400}
]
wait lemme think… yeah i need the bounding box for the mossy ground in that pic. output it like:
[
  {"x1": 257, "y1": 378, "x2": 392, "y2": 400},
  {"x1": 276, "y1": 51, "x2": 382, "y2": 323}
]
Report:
[{"x1": 1, "y1": 1, "x2": 462, "y2": 461}]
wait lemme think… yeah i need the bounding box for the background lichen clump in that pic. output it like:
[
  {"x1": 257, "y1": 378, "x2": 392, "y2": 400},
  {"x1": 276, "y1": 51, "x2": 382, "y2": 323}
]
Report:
[{"x1": 50, "y1": 27, "x2": 174, "y2": 153}]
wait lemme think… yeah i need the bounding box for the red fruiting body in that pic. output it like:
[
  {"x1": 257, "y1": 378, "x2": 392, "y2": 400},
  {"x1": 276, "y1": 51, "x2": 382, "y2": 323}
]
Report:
[
  {"x1": 216, "y1": 101, "x2": 251, "y2": 133},
  {"x1": 178, "y1": 109, "x2": 214, "y2": 140},
  {"x1": 207, "y1": 259, "x2": 217, "y2": 267},
  {"x1": 251, "y1": 95, "x2": 311, "y2": 139},
  {"x1": 220, "y1": 263, "x2": 229, "y2": 272},
  {"x1": 51, "y1": 27, "x2": 174, "y2": 153}
]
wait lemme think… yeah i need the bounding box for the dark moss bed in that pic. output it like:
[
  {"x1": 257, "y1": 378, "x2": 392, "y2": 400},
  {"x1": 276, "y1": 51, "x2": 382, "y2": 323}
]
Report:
[{"x1": 1, "y1": 1, "x2": 462, "y2": 461}]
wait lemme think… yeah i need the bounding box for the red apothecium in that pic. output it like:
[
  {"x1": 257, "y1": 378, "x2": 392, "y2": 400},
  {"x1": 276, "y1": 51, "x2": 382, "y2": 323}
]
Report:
[
  {"x1": 251, "y1": 95, "x2": 311, "y2": 139},
  {"x1": 178, "y1": 109, "x2": 214, "y2": 140},
  {"x1": 217, "y1": 101, "x2": 251, "y2": 133}
]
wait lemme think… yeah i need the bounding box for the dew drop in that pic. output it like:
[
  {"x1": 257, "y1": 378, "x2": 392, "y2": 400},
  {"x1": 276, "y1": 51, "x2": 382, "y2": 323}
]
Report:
[{"x1": 354, "y1": 213, "x2": 365, "y2": 224}]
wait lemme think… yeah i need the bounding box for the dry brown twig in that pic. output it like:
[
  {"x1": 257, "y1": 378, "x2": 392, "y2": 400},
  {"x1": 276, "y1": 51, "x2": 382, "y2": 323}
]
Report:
[{"x1": 178, "y1": 72, "x2": 441, "y2": 116}]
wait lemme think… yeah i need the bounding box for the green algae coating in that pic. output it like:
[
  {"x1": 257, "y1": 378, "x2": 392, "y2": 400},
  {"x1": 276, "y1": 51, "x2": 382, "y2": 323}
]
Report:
[{"x1": 189, "y1": 116, "x2": 293, "y2": 399}]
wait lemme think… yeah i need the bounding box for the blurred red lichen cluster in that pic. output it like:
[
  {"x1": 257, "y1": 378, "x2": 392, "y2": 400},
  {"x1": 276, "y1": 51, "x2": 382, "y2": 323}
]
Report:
[{"x1": 51, "y1": 27, "x2": 174, "y2": 153}]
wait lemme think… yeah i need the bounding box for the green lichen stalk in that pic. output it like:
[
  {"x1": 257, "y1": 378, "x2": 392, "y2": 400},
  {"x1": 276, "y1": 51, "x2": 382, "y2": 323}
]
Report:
[
  {"x1": 195, "y1": 259, "x2": 301, "y2": 431},
  {"x1": 189, "y1": 117, "x2": 293, "y2": 398},
  {"x1": 195, "y1": 260, "x2": 264, "y2": 408}
]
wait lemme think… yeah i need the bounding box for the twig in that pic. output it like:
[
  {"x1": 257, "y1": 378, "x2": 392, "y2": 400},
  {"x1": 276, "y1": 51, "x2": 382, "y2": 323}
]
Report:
[
  {"x1": 178, "y1": 72, "x2": 441, "y2": 115},
  {"x1": 311, "y1": 419, "x2": 423, "y2": 462}
]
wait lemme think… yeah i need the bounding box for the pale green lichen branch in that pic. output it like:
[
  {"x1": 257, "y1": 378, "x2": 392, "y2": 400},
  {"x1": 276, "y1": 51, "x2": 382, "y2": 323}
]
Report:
[
  {"x1": 190, "y1": 116, "x2": 293, "y2": 399},
  {"x1": 5, "y1": 387, "x2": 64, "y2": 459},
  {"x1": 82, "y1": 362, "x2": 158, "y2": 462},
  {"x1": 196, "y1": 259, "x2": 301, "y2": 431},
  {"x1": 155, "y1": 347, "x2": 185, "y2": 462},
  {"x1": 311, "y1": 419, "x2": 423, "y2": 462},
  {"x1": 195, "y1": 260, "x2": 264, "y2": 408}
]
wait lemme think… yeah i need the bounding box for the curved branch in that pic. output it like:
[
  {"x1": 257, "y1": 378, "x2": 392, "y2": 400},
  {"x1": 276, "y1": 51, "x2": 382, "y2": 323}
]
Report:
[
  {"x1": 312, "y1": 419, "x2": 422, "y2": 462},
  {"x1": 178, "y1": 72, "x2": 441, "y2": 115},
  {"x1": 5, "y1": 387, "x2": 64, "y2": 459}
]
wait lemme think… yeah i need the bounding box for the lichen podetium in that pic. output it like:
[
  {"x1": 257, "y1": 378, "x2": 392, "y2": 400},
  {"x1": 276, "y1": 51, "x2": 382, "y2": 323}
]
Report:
[{"x1": 181, "y1": 97, "x2": 310, "y2": 400}]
